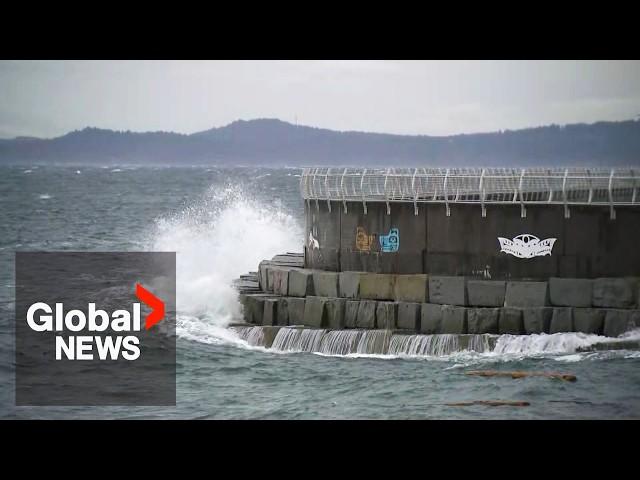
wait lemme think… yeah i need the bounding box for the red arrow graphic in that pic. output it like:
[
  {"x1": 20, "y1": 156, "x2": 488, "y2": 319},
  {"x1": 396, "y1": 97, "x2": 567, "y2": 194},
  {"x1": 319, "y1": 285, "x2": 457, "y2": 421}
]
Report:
[{"x1": 135, "y1": 283, "x2": 165, "y2": 330}]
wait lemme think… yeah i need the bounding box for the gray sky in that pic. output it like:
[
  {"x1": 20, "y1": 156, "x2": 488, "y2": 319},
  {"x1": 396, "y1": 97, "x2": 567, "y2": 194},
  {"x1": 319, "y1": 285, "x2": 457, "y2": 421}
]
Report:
[{"x1": 1, "y1": 60, "x2": 639, "y2": 139}]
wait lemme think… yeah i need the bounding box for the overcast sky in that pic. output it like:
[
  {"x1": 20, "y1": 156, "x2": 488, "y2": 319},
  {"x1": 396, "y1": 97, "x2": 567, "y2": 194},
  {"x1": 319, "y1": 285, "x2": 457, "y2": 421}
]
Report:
[{"x1": 1, "y1": 60, "x2": 639, "y2": 139}]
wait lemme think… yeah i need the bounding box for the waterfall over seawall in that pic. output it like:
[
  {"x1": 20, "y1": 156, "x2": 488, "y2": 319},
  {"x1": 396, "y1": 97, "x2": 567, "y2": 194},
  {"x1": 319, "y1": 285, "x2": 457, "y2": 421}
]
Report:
[{"x1": 230, "y1": 326, "x2": 497, "y2": 356}]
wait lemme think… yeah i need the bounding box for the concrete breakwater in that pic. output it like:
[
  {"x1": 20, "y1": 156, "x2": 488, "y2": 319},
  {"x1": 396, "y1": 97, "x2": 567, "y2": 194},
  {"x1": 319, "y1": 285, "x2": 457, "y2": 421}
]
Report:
[{"x1": 235, "y1": 253, "x2": 640, "y2": 338}]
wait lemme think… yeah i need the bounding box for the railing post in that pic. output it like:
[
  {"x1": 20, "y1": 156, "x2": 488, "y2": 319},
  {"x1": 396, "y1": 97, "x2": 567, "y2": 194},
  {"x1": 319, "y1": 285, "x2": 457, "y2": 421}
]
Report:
[
  {"x1": 361, "y1": 168, "x2": 367, "y2": 215},
  {"x1": 479, "y1": 168, "x2": 486, "y2": 218},
  {"x1": 519, "y1": 168, "x2": 527, "y2": 218},
  {"x1": 562, "y1": 168, "x2": 570, "y2": 219},
  {"x1": 608, "y1": 169, "x2": 616, "y2": 220},
  {"x1": 444, "y1": 168, "x2": 451, "y2": 217}
]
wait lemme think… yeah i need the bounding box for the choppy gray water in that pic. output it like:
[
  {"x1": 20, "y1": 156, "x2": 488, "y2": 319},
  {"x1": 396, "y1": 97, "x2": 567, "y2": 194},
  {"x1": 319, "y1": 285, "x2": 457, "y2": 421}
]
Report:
[{"x1": 1, "y1": 165, "x2": 639, "y2": 419}]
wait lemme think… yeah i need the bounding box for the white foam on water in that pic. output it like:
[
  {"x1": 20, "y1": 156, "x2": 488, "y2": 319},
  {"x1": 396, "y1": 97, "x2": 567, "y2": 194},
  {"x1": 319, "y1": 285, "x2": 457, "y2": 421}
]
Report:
[
  {"x1": 38, "y1": 193, "x2": 52, "y2": 200},
  {"x1": 493, "y1": 332, "x2": 611, "y2": 355},
  {"x1": 147, "y1": 184, "x2": 303, "y2": 344}
]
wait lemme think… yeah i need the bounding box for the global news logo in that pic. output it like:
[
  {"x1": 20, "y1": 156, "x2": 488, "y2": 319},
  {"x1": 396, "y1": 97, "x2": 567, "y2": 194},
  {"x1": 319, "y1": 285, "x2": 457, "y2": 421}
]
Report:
[{"x1": 25, "y1": 283, "x2": 165, "y2": 361}]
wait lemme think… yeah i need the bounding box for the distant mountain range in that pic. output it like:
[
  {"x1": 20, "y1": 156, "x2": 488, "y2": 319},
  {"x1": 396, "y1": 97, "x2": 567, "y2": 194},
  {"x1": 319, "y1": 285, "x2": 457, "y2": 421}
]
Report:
[{"x1": 1, "y1": 118, "x2": 639, "y2": 167}]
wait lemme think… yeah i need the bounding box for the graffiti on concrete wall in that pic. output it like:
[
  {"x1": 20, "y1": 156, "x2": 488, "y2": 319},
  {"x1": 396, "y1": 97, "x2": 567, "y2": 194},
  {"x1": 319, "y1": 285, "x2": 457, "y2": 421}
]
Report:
[
  {"x1": 308, "y1": 231, "x2": 320, "y2": 250},
  {"x1": 498, "y1": 234, "x2": 556, "y2": 259},
  {"x1": 355, "y1": 226, "x2": 399, "y2": 253},
  {"x1": 355, "y1": 227, "x2": 375, "y2": 252},
  {"x1": 379, "y1": 228, "x2": 400, "y2": 252}
]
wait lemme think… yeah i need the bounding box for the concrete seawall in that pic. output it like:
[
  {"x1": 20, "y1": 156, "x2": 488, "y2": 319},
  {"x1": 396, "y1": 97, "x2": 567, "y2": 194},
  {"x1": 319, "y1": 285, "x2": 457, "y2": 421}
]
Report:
[{"x1": 236, "y1": 255, "x2": 640, "y2": 337}]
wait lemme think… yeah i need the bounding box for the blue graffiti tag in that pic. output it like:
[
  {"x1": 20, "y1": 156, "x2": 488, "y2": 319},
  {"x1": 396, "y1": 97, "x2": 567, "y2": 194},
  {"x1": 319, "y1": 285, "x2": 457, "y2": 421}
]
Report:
[{"x1": 379, "y1": 228, "x2": 399, "y2": 253}]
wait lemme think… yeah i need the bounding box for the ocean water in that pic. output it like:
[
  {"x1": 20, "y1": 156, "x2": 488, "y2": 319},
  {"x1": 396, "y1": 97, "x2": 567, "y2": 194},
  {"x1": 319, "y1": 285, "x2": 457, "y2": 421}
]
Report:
[{"x1": 1, "y1": 165, "x2": 639, "y2": 419}]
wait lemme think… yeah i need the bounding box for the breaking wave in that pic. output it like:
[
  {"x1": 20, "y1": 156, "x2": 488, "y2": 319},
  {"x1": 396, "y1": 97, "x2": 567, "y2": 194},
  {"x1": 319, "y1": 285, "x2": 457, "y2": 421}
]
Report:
[{"x1": 147, "y1": 184, "x2": 303, "y2": 342}]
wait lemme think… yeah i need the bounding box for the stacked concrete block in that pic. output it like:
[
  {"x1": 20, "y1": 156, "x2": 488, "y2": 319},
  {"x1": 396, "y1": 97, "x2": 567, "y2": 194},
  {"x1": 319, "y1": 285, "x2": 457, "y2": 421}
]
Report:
[
  {"x1": 288, "y1": 269, "x2": 315, "y2": 297},
  {"x1": 593, "y1": 278, "x2": 637, "y2": 308},
  {"x1": 356, "y1": 300, "x2": 377, "y2": 329},
  {"x1": 549, "y1": 278, "x2": 593, "y2": 307},
  {"x1": 467, "y1": 308, "x2": 500, "y2": 334},
  {"x1": 345, "y1": 300, "x2": 360, "y2": 328},
  {"x1": 269, "y1": 267, "x2": 290, "y2": 296},
  {"x1": 376, "y1": 302, "x2": 398, "y2": 330},
  {"x1": 573, "y1": 308, "x2": 605, "y2": 335},
  {"x1": 276, "y1": 298, "x2": 290, "y2": 326},
  {"x1": 522, "y1": 307, "x2": 553, "y2": 334},
  {"x1": 287, "y1": 297, "x2": 306, "y2": 326},
  {"x1": 499, "y1": 307, "x2": 524, "y2": 334},
  {"x1": 397, "y1": 302, "x2": 421, "y2": 331},
  {"x1": 313, "y1": 271, "x2": 339, "y2": 297},
  {"x1": 441, "y1": 305, "x2": 467, "y2": 334},
  {"x1": 339, "y1": 271, "x2": 364, "y2": 299},
  {"x1": 420, "y1": 303, "x2": 443, "y2": 334},
  {"x1": 505, "y1": 281, "x2": 549, "y2": 307},
  {"x1": 603, "y1": 309, "x2": 640, "y2": 337},
  {"x1": 393, "y1": 274, "x2": 429, "y2": 303},
  {"x1": 467, "y1": 280, "x2": 506, "y2": 307},
  {"x1": 302, "y1": 296, "x2": 328, "y2": 328},
  {"x1": 263, "y1": 298, "x2": 278, "y2": 326},
  {"x1": 429, "y1": 276, "x2": 467, "y2": 306},
  {"x1": 325, "y1": 298, "x2": 347, "y2": 329},
  {"x1": 258, "y1": 260, "x2": 271, "y2": 292},
  {"x1": 242, "y1": 294, "x2": 273, "y2": 325},
  {"x1": 550, "y1": 307, "x2": 574, "y2": 333},
  {"x1": 360, "y1": 274, "x2": 395, "y2": 300}
]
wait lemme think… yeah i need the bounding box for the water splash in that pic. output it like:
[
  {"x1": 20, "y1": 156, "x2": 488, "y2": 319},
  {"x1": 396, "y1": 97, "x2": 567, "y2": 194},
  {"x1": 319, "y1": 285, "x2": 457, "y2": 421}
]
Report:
[
  {"x1": 147, "y1": 184, "x2": 303, "y2": 342},
  {"x1": 492, "y1": 332, "x2": 608, "y2": 355}
]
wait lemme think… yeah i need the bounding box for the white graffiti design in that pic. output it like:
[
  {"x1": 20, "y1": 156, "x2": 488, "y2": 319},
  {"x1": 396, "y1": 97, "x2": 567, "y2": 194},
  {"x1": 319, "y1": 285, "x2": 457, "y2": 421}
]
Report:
[
  {"x1": 308, "y1": 231, "x2": 320, "y2": 250},
  {"x1": 498, "y1": 234, "x2": 556, "y2": 259}
]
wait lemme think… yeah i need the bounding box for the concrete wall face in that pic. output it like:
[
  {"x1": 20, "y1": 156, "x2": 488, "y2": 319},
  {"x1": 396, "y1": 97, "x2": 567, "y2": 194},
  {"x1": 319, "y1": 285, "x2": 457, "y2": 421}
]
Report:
[{"x1": 304, "y1": 201, "x2": 640, "y2": 279}]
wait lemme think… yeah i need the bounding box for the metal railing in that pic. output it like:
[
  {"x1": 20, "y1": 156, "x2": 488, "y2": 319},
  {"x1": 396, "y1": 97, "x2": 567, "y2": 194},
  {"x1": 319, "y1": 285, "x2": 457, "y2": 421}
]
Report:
[{"x1": 300, "y1": 167, "x2": 640, "y2": 218}]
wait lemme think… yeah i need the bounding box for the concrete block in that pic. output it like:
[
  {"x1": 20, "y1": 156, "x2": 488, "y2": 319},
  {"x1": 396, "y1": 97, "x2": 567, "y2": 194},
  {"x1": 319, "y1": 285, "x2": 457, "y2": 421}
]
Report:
[
  {"x1": 325, "y1": 298, "x2": 347, "y2": 329},
  {"x1": 467, "y1": 280, "x2": 506, "y2": 307},
  {"x1": 505, "y1": 281, "x2": 549, "y2": 307},
  {"x1": 603, "y1": 309, "x2": 640, "y2": 337},
  {"x1": 499, "y1": 307, "x2": 524, "y2": 334},
  {"x1": 258, "y1": 260, "x2": 271, "y2": 292},
  {"x1": 394, "y1": 274, "x2": 429, "y2": 303},
  {"x1": 270, "y1": 268, "x2": 289, "y2": 296},
  {"x1": 276, "y1": 298, "x2": 290, "y2": 326},
  {"x1": 356, "y1": 300, "x2": 377, "y2": 329},
  {"x1": 549, "y1": 307, "x2": 573, "y2": 333},
  {"x1": 376, "y1": 302, "x2": 398, "y2": 330},
  {"x1": 243, "y1": 294, "x2": 269, "y2": 324},
  {"x1": 313, "y1": 271, "x2": 339, "y2": 298},
  {"x1": 573, "y1": 308, "x2": 605, "y2": 335},
  {"x1": 287, "y1": 297, "x2": 306, "y2": 326},
  {"x1": 593, "y1": 278, "x2": 636, "y2": 308},
  {"x1": 467, "y1": 308, "x2": 500, "y2": 334},
  {"x1": 522, "y1": 307, "x2": 553, "y2": 334},
  {"x1": 263, "y1": 298, "x2": 278, "y2": 326},
  {"x1": 288, "y1": 269, "x2": 315, "y2": 297},
  {"x1": 429, "y1": 276, "x2": 467, "y2": 306},
  {"x1": 549, "y1": 278, "x2": 593, "y2": 307},
  {"x1": 339, "y1": 271, "x2": 364, "y2": 299},
  {"x1": 397, "y1": 302, "x2": 421, "y2": 331},
  {"x1": 420, "y1": 303, "x2": 443, "y2": 334},
  {"x1": 302, "y1": 296, "x2": 328, "y2": 328},
  {"x1": 441, "y1": 305, "x2": 467, "y2": 334},
  {"x1": 345, "y1": 300, "x2": 360, "y2": 328},
  {"x1": 360, "y1": 274, "x2": 395, "y2": 300}
]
